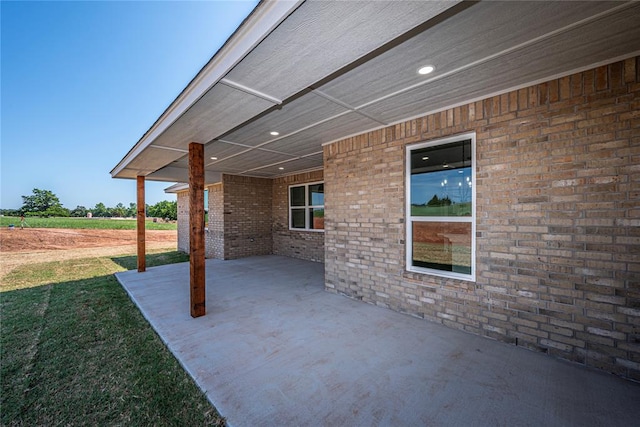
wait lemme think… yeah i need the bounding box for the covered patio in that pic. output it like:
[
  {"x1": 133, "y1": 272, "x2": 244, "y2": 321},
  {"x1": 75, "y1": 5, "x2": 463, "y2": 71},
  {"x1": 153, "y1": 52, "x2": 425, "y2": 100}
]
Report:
[{"x1": 116, "y1": 255, "x2": 640, "y2": 426}]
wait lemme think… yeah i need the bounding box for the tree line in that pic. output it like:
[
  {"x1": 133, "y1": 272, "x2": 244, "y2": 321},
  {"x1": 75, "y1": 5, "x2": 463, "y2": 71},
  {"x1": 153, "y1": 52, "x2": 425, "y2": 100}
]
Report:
[{"x1": 0, "y1": 188, "x2": 178, "y2": 220}]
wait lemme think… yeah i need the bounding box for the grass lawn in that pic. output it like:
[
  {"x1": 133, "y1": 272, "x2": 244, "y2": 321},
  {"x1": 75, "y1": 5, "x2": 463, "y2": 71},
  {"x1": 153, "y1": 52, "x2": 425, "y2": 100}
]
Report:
[
  {"x1": 1, "y1": 250, "x2": 225, "y2": 426},
  {"x1": 410, "y1": 202, "x2": 472, "y2": 217},
  {"x1": 0, "y1": 216, "x2": 176, "y2": 230}
]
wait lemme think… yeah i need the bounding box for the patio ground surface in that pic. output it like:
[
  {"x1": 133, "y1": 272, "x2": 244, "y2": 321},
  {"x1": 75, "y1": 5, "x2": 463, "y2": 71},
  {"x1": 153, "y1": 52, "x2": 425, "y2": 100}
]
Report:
[{"x1": 115, "y1": 255, "x2": 640, "y2": 427}]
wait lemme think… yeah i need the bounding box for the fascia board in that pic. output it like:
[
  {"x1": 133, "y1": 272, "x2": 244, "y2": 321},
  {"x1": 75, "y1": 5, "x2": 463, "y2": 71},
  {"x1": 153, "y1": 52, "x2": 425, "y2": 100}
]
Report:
[{"x1": 164, "y1": 183, "x2": 189, "y2": 193}]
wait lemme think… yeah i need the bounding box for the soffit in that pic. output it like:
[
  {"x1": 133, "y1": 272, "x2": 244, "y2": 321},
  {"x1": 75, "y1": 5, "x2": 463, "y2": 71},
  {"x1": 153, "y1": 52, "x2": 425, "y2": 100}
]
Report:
[
  {"x1": 146, "y1": 166, "x2": 221, "y2": 184},
  {"x1": 262, "y1": 112, "x2": 381, "y2": 157},
  {"x1": 151, "y1": 85, "x2": 275, "y2": 151},
  {"x1": 359, "y1": 3, "x2": 640, "y2": 124},
  {"x1": 112, "y1": 0, "x2": 640, "y2": 187},
  {"x1": 112, "y1": 0, "x2": 461, "y2": 182},
  {"x1": 317, "y1": 1, "x2": 625, "y2": 108},
  {"x1": 222, "y1": 0, "x2": 457, "y2": 101}
]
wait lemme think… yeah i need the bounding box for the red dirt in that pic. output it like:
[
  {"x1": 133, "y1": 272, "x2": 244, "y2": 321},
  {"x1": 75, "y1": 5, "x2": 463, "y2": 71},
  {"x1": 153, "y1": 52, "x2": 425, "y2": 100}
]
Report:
[
  {"x1": 0, "y1": 228, "x2": 178, "y2": 281},
  {"x1": 0, "y1": 228, "x2": 177, "y2": 253},
  {"x1": 412, "y1": 222, "x2": 471, "y2": 245}
]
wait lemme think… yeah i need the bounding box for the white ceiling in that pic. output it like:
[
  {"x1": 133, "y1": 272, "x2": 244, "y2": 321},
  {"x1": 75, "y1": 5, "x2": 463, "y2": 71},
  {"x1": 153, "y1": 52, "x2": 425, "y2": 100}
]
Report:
[{"x1": 111, "y1": 0, "x2": 640, "y2": 186}]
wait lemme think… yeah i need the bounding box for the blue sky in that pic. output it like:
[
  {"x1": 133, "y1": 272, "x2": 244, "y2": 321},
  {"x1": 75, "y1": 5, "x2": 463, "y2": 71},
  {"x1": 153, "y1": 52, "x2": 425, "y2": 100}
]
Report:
[
  {"x1": 1, "y1": 0, "x2": 258, "y2": 210},
  {"x1": 411, "y1": 168, "x2": 472, "y2": 206}
]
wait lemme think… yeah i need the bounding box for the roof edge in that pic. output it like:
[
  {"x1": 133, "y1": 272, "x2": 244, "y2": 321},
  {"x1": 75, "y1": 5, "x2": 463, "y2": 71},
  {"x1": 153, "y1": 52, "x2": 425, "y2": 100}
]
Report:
[
  {"x1": 111, "y1": 0, "x2": 305, "y2": 178},
  {"x1": 164, "y1": 183, "x2": 189, "y2": 194}
]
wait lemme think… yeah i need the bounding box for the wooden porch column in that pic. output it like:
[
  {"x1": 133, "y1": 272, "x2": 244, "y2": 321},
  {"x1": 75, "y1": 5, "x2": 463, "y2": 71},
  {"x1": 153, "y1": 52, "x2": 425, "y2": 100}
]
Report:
[
  {"x1": 189, "y1": 142, "x2": 206, "y2": 317},
  {"x1": 136, "y1": 176, "x2": 146, "y2": 272}
]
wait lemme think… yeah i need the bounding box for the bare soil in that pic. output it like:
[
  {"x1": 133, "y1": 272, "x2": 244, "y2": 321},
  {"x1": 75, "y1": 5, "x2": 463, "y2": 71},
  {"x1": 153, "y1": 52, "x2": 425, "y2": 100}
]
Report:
[{"x1": 0, "y1": 228, "x2": 177, "y2": 279}]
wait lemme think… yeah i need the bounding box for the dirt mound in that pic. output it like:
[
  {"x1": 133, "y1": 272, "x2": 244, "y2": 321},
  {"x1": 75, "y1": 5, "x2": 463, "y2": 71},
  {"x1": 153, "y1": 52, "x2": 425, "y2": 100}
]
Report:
[{"x1": 0, "y1": 228, "x2": 176, "y2": 252}]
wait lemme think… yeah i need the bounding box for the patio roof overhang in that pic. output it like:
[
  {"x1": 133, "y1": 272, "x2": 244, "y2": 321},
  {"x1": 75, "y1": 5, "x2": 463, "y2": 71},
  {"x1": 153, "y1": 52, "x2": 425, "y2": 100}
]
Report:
[{"x1": 110, "y1": 0, "x2": 640, "y2": 186}]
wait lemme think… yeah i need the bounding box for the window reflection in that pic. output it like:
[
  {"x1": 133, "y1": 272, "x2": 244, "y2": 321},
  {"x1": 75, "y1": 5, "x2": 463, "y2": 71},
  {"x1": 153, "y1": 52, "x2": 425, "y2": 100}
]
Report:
[
  {"x1": 309, "y1": 184, "x2": 324, "y2": 206},
  {"x1": 410, "y1": 140, "x2": 472, "y2": 217},
  {"x1": 412, "y1": 222, "x2": 472, "y2": 274},
  {"x1": 407, "y1": 136, "x2": 475, "y2": 279}
]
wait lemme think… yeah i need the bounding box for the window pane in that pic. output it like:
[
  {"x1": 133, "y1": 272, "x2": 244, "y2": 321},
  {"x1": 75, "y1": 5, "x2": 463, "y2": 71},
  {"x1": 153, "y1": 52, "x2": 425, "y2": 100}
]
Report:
[
  {"x1": 411, "y1": 167, "x2": 472, "y2": 216},
  {"x1": 410, "y1": 140, "x2": 472, "y2": 217},
  {"x1": 309, "y1": 208, "x2": 324, "y2": 230},
  {"x1": 290, "y1": 186, "x2": 305, "y2": 207},
  {"x1": 309, "y1": 184, "x2": 324, "y2": 206},
  {"x1": 291, "y1": 209, "x2": 305, "y2": 228},
  {"x1": 412, "y1": 221, "x2": 471, "y2": 274}
]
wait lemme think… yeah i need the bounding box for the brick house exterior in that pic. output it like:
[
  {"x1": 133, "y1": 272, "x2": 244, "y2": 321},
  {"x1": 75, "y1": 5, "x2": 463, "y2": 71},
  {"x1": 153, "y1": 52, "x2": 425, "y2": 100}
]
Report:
[
  {"x1": 272, "y1": 170, "x2": 325, "y2": 262},
  {"x1": 177, "y1": 171, "x2": 324, "y2": 262},
  {"x1": 324, "y1": 57, "x2": 640, "y2": 380},
  {"x1": 174, "y1": 57, "x2": 640, "y2": 381}
]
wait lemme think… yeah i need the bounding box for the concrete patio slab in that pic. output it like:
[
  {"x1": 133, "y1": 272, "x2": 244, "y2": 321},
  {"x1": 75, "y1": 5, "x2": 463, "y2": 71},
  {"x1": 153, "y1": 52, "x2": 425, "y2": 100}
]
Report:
[{"x1": 116, "y1": 255, "x2": 640, "y2": 427}]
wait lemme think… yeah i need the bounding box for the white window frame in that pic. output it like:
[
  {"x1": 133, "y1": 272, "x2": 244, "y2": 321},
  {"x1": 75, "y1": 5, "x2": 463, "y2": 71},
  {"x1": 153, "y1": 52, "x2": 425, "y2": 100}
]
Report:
[
  {"x1": 289, "y1": 181, "x2": 324, "y2": 232},
  {"x1": 405, "y1": 132, "x2": 476, "y2": 281}
]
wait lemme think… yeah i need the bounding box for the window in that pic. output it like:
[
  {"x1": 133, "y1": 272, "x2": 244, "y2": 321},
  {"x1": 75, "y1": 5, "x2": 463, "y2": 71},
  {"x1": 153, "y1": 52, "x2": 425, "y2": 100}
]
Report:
[
  {"x1": 406, "y1": 133, "x2": 475, "y2": 281},
  {"x1": 289, "y1": 182, "x2": 324, "y2": 231}
]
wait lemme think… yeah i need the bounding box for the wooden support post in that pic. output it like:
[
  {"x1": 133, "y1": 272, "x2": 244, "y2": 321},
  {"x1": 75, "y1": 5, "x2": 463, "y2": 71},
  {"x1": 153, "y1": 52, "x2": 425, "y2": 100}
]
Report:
[
  {"x1": 189, "y1": 142, "x2": 206, "y2": 317},
  {"x1": 136, "y1": 176, "x2": 146, "y2": 272}
]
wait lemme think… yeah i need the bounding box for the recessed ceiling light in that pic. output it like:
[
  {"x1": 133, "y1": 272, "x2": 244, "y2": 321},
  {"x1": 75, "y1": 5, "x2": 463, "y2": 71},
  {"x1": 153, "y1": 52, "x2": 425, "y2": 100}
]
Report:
[
  {"x1": 210, "y1": 157, "x2": 218, "y2": 160},
  {"x1": 270, "y1": 131, "x2": 280, "y2": 136},
  {"x1": 278, "y1": 167, "x2": 284, "y2": 170},
  {"x1": 418, "y1": 65, "x2": 435, "y2": 75}
]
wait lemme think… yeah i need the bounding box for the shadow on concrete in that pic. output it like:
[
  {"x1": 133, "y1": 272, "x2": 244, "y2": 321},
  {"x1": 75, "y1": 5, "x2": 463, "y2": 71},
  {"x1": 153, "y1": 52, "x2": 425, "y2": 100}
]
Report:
[{"x1": 111, "y1": 251, "x2": 189, "y2": 271}]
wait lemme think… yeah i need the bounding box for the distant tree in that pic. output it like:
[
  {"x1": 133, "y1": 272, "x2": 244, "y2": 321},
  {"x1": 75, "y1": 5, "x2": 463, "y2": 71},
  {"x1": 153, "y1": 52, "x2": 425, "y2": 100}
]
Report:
[
  {"x1": 42, "y1": 206, "x2": 70, "y2": 217},
  {"x1": 147, "y1": 203, "x2": 156, "y2": 218},
  {"x1": 92, "y1": 202, "x2": 109, "y2": 217},
  {"x1": 426, "y1": 194, "x2": 440, "y2": 207},
  {"x1": 70, "y1": 205, "x2": 88, "y2": 217},
  {"x1": 426, "y1": 194, "x2": 452, "y2": 207},
  {"x1": 126, "y1": 202, "x2": 137, "y2": 218},
  {"x1": 111, "y1": 203, "x2": 126, "y2": 218},
  {"x1": 21, "y1": 188, "x2": 64, "y2": 215},
  {"x1": 0, "y1": 208, "x2": 20, "y2": 216},
  {"x1": 148, "y1": 200, "x2": 177, "y2": 220}
]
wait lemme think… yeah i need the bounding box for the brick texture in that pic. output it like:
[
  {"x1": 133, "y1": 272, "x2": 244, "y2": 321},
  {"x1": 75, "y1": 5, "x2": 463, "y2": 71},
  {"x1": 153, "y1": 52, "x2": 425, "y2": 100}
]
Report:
[
  {"x1": 207, "y1": 183, "x2": 223, "y2": 259},
  {"x1": 273, "y1": 170, "x2": 325, "y2": 262},
  {"x1": 178, "y1": 187, "x2": 221, "y2": 258},
  {"x1": 177, "y1": 190, "x2": 189, "y2": 254},
  {"x1": 324, "y1": 57, "x2": 640, "y2": 380},
  {"x1": 178, "y1": 171, "x2": 325, "y2": 261},
  {"x1": 220, "y1": 174, "x2": 273, "y2": 259}
]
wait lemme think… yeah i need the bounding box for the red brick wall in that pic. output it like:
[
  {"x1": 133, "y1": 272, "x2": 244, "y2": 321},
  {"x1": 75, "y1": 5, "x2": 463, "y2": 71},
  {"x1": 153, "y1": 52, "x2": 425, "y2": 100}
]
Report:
[
  {"x1": 273, "y1": 170, "x2": 325, "y2": 262},
  {"x1": 324, "y1": 57, "x2": 640, "y2": 380}
]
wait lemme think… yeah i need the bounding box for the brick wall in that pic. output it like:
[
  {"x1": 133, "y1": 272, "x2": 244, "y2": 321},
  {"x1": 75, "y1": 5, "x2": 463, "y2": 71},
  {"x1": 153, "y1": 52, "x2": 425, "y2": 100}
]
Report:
[
  {"x1": 207, "y1": 184, "x2": 223, "y2": 259},
  {"x1": 176, "y1": 190, "x2": 189, "y2": 254},
  {"x1": 324, "y1": 57, "x2": 640, "y2": 380},
  {"x1": 273, "y1": 170, "x2": 325, "y2": 262},
  {"x1": 221, "y1": 174, "x2": 273, "y2": 259}
]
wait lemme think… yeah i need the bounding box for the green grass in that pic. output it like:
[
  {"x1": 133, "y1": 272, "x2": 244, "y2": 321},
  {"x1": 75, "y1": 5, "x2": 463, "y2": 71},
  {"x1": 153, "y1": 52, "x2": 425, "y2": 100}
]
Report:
[
  {"x1": 1, "y1": 250, "x2": 225, "y2": 426},
  {"x1": 0, "y1": 216, "x2": 176, "y2": 230},
  {"x1": 410, "y1": 202, "x2": 472, "y2": 217}
]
